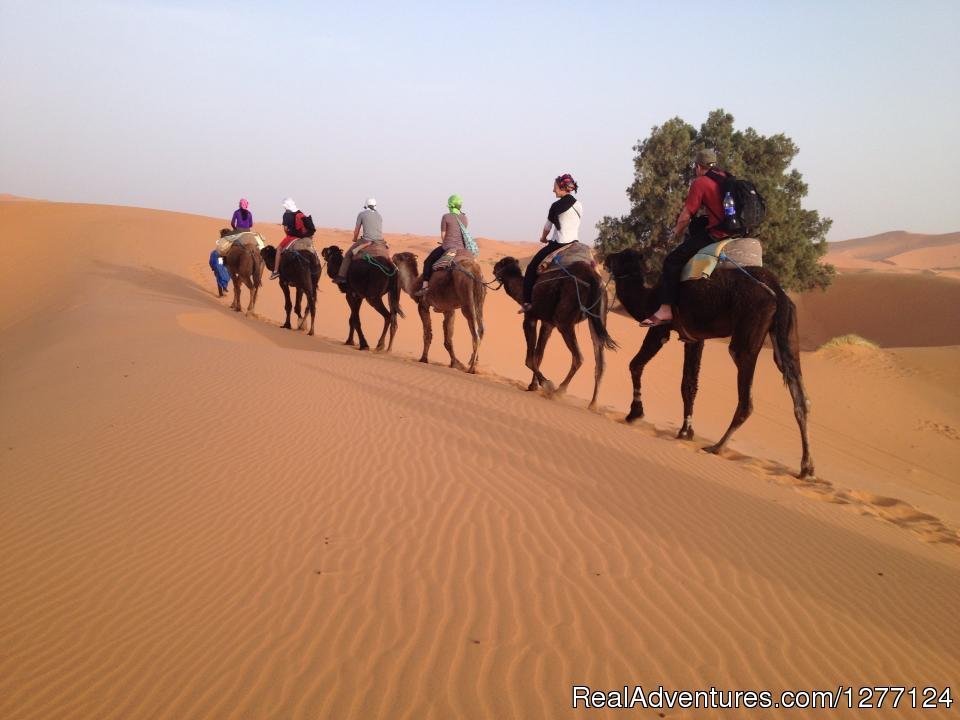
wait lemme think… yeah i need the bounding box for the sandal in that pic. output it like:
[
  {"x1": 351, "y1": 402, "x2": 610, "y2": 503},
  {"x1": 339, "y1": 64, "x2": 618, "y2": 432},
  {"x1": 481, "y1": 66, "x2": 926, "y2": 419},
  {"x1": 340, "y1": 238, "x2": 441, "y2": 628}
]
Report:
[{"x1": 639, "y1": 314, "x2": 672, "y2": 327}]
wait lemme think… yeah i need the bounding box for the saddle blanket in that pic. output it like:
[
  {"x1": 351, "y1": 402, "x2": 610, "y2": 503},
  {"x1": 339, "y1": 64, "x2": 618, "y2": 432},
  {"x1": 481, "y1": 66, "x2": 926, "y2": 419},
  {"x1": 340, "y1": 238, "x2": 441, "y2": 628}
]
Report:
[
  {"x1": 352, "y1": 240, "x2": 390, "y2": 260},
  {"x1": 285, "y1": 237, "x2": 316, "y2": 254},
  {"x1": 432, "y1": 247, "x2": 476, "y2": 272},
  {"x1": 681, "y1": 238, "x2": 763, "y2": 282},
  {"x1": 538, "y1": 241, "x2": 595, "y2": 273},
  {"x1": 216, "y1": 231, "x2": 265, "y2": 256}
]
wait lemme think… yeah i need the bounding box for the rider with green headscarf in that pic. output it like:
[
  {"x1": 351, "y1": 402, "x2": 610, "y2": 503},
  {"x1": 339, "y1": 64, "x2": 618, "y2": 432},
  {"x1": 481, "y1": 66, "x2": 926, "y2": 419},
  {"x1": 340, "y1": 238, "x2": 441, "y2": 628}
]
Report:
[{"x1": 416, "y1": 194, "x2": 472, "y2": 296}]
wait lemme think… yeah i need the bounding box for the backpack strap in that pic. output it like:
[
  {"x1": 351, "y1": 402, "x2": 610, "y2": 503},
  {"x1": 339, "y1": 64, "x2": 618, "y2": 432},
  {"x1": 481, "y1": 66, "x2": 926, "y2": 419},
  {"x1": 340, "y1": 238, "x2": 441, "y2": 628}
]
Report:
[{"x1": 705, "y1": 169, "x2": 730, "y2": 186}]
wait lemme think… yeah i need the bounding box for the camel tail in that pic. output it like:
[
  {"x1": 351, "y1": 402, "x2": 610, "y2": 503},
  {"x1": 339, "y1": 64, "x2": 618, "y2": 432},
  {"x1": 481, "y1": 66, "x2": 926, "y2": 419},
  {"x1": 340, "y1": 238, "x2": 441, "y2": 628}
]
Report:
[
  {"x1": 771, "y1": 287, "x2": 802, "y2": 385},
  {"x1": 587, "y1": 273, "x2": 617, "y2": 351},
  {"x1": 388, "y1": 272, "x2": 405, "y2": 321},
  {"x1": 472, "y1": 273, "x2": 486, "y2": 338}
]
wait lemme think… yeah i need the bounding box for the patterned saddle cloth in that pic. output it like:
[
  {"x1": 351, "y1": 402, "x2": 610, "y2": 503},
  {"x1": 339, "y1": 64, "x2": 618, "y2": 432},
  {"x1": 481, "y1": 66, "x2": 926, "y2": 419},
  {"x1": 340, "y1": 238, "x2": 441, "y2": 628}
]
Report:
[
  {"x1": 681, "y1": 238, "x2": 763, "y2": 282},
  {"x1": 432, "y1": 247, "x2": 476, "y2": 272},
  {"x1": 216, "y1": 231, "x2": 265, "y2": 256},
  {"x1": 538, "y1": 241, "x2": 595, "y2": 272},
  {"x1": 286, "y1": 237, "x2": 316, "y2": 254}
]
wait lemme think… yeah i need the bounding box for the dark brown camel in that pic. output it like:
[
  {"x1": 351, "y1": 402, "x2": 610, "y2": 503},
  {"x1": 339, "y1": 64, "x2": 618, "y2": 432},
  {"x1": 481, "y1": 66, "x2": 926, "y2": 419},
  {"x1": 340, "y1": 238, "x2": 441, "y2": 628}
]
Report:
[
  {"x1": 492, "y1": 257, "x2": 616, "y2": 409},
  {"x1": 604, "y1": 247, "x2": 814, "y2": 478},
  {"x1": 321, "y1": 245, "x2": 401, "y2": 351},
  {"x1": 219, "y1": 229, "x2": 263, "y2": 314},
  {"x1": 260, "y1": 245, "x2": 320, "y2": 335},
  {"x1": 392, "y1": 252, "x2": 486, "y2": 373}
]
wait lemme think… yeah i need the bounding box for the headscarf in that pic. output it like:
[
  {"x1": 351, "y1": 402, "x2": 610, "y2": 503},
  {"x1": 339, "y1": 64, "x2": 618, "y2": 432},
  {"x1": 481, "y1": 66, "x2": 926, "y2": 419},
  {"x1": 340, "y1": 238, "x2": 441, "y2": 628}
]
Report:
[
  {"x1": 554, "y1": 173, "x2": 578, "y2": 192},
  {"x1": 239, "y1": 198, "x2": 249, "y2": 210},
  {"x1": 447, "y1": 194, "x2": 463, "y2": 215},
  {"x1": 282, "y1": 198, "x2": 298, "y2": 213}
]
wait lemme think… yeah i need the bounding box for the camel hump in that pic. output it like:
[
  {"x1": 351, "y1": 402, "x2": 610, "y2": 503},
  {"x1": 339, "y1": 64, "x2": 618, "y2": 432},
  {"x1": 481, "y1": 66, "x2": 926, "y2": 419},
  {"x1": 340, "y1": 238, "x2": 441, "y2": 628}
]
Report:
[
  {"x1": 538, "y1": 241, "x2": 595, "y2": 273},
  {"x1": 681, "y1": 238, "x2": 763, "y2": 282}
]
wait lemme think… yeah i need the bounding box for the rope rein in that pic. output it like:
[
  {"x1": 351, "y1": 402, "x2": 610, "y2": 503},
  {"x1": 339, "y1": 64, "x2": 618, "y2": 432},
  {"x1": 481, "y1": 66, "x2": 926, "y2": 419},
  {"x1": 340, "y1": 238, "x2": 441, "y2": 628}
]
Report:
[{"x1": 717, "y1": 252, "x2": 777, "y2": 297}]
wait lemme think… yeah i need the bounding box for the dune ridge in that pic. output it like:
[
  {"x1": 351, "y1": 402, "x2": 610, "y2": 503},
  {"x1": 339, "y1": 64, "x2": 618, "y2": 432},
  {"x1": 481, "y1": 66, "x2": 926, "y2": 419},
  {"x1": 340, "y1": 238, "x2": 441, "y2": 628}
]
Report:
[{"x1": 1, "y1": 201, "x2": 958, "y2": 719}]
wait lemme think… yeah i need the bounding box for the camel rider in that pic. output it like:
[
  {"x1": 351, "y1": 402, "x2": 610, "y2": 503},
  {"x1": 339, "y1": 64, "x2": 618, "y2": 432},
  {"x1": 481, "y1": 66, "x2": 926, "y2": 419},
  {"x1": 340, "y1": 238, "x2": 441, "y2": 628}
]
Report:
[
  {"x1": 335, "y1": 198, "x2": 384, "y2": 285},
  {"x1": 416, "y1": 194, "x2": 470, "y2": 297},
  {"x1": 520, "y1": 173, "x2": 582, "y2": 313},
  {"x1": 640, "y1": 149, "x2": 729, "y2": 326},
  {"x1": 231, "y1": 198, "x2": 253, "y2": 231},
  {"x1": 271, "y1": 198, "x2": 315, "y2": 280}
]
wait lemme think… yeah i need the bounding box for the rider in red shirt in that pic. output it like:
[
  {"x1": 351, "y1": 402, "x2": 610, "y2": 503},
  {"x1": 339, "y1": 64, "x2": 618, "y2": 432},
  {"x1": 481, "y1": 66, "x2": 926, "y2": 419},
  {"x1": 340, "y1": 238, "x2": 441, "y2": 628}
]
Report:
[{"x1": 641, "y1": 149, "x2": 728, "y2": 326}]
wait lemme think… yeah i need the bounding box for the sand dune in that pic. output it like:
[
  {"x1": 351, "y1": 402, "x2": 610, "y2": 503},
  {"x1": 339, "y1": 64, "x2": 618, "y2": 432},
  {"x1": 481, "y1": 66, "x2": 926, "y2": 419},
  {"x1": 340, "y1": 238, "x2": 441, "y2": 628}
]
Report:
[
  {"x1": 826, "y1": 230, "x2": 960, "y2": 273},
  {"x1": 1, "y1": 201, "x2": 958, "y2": 719}
]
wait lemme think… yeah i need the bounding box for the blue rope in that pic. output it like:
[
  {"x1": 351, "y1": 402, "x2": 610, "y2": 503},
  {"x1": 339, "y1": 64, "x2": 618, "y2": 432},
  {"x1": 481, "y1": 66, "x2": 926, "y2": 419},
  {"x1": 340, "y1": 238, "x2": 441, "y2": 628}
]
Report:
[
  {"x1": 717, "y1": 252, "x2": 776, "y2": 297},
  {"x1": 550, "y1": 259, "x2": 605, "y2": 320},
  {"x1": 363, "y1": 252, "x2": 396, "y2": 277}
]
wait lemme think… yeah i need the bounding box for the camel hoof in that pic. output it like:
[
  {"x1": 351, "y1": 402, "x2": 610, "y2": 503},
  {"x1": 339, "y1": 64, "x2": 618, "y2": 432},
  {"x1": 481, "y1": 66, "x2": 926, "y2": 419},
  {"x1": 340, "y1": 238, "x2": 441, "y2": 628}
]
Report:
[
  {"x1": 588, "y1": 402, "x2": 598, "y2": 411},
  {"x1": 540, "y1": 380, "x2": 557, "y2": 396},
  {"x1": 799, "y1": 464, "x2": 815, "y2": 479},
  {"x1": 467, "y1": 367, "x2": 477, "y2": 375},
  {"x1": 526, "y1": 383, "x2": 538, "y2": 392},
  {"x1": 677, "y1": 428, "x2": 694, "y2": 440},
  {"x1": 308, "y1": 330, "x2": 315, "y2": 336},
  {"x1": 282, "y1": 323, "x2": 291, "y2": 329},
  {"x1": 359, "y1": 346, "x2": 370, "y2": 352},
  {"x1": 419, "y1": 357, "x2": 429, "y2": 364},
  {"x1": 344, "y1": 340, "x2": 355, "y2": 346},
  {"x1": 702, "y1": 444, "x2": 722, "y2": 455}
]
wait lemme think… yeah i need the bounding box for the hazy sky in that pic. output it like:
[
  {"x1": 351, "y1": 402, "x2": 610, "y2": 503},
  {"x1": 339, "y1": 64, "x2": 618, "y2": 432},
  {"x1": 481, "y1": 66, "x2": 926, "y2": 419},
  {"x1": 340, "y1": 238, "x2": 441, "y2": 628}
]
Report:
[{"x1": 1, "y1": 0, "x2": 958, "y2": 242}]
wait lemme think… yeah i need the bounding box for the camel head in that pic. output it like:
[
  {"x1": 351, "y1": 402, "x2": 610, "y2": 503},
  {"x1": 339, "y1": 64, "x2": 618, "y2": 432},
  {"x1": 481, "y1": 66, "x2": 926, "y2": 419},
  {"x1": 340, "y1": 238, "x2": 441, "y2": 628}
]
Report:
[
  {"x1": 492, "y1": 256, "x2": 522, "y2": 282},
  {"x1": 603, "y1": 247, "x2": 647, "y2": 283},
  {"x1": 260, "y1": 245, "x2": 277, "y2": 269},
  {"x1": 320, "y1": 245, "x2": 343, "y2": 277},
  {"x1": 391, "y1": 252, "x2": 419, "y2": 295},
  {"x1": 219, "y1": 228, "x2": 235, "y2": 238}
]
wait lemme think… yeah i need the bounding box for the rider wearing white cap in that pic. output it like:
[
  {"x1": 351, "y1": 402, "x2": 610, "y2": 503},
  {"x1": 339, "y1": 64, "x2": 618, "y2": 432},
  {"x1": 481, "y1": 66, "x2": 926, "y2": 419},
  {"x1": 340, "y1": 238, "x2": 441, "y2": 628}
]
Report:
[{"x1": 336, "y1": 197, "x2": 385, "y2": 284}]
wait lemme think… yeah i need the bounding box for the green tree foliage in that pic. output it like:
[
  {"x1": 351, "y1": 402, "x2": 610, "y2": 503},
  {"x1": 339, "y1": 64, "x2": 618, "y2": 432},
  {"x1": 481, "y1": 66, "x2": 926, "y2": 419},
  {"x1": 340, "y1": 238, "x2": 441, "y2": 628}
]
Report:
[{"x1": 596, "y1": 109, "x2": 834, "y2": 291}]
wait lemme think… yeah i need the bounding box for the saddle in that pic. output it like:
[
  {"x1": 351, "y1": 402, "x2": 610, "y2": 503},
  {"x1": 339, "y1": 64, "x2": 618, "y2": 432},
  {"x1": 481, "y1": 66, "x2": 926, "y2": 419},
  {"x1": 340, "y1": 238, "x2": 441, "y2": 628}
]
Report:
[
  {"x1": 680, "y1": 238, "x2": 763, "y2": 282},
  {"x1": 538, "y1": 241, "x2": 595, "y2": 273},
  {"x1": 216, "y1": 231, "x2": 265, "y2": 256},
  {"x1": 432, "y1": 247, "x2": 475, "y2": 272},
  {"x1": 286, "y1": 237, "x2": 316, "y2": 254}
]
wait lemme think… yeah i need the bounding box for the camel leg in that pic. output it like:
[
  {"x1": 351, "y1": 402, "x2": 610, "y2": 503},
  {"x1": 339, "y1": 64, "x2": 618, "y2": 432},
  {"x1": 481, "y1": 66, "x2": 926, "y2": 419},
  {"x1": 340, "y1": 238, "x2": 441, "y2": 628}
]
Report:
[
  {"x1": 769, "y1": 329, "x2": 814, "y2": 478},
  {"x1": 555, "y1": 323, "x2": 583, "y2": 397},
  {"x1": 442, "y1": 311, "x2": 466, "y2": 371},
  {"x1": 418, "y1": 301, "x2": 432, "y2": 363},
  {"x1": 625, "y1": 325, "x2": 670, "y2": 422},
  {"x1": 368, "y1": 295, "x2": 392, "y2": 352},
  {"x1": 586, "y1": 314, "x2": 607, "y2": 411},
  {"x1": 231, "y1": 276, "x2": 242, "y2": 312},
  {"x1": 349, "y1": 295, "x2": 369, "y2": 350},
  {"x1": 246, "y1": 278, "x2": 258, "y2": 314},
  {"x1": 307, "y1": 289, "x2": 316, "y2": 336},
  {"x1": 522, "y1": 316, "x2": 542, "y2": 390},
  {"x1": 460, "y1": 305, "x2": 481, "y2": 374},
  {"x1": 704, "y1": 330, "x2": 764, "y2": 455},
  {"x1": 529, "y1": 322, "x2": 555, "y2": 394},
  {"x1": 677, "y1": 340, "x2": 704, "y2": 439},
  {"x1": 281, "y1": 284, "x2": 293, "y2": 329},
  {"x1": 295, "y1": 288, "x2": 308, "y2": 330}
]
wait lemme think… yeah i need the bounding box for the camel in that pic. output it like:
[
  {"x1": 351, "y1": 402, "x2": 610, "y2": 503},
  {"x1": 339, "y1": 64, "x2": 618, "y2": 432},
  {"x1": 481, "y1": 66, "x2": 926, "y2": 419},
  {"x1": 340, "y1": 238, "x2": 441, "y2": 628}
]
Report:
[
  {"x1": 219, "y1": 229, "x2": 263, "y2": 314},
  {"x1": 260, "y1": 245, "x2": 320, "y2": 335},
  {"x1": 392, "y1": 252, "x2": 485, "y2": 373},
  {"x1": 604, "y1": 247, "x2": 813, "y2": 478},
  {"x1": 321, "y1": 245, "x2": 401, "y2": 351},
  {"x1": 492, "y1": 256, "x2": 616, "y2": 409}
]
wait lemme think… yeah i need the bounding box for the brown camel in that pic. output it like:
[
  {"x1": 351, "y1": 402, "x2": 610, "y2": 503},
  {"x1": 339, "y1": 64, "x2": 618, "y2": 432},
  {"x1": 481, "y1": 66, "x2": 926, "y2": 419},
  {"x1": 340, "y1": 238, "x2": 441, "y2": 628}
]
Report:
[
  {"x1": 604, "y1": 247, "x2": 814, "y2": 478},
  {"x1": 219, "y1": 229, "x2": 263, "y2": 314},
  {"x1": 321, "y1": 245, "x2": 401, "y2": 351},
  {"x1": 260, "y1": 245, "x2": 320, "y2": 335},
  {"x1": 492, "y1": 257, "x2": 616, "y2": 409},
  {"x1": 392, "y1": 252, "x2": 485, "y2": 373}
]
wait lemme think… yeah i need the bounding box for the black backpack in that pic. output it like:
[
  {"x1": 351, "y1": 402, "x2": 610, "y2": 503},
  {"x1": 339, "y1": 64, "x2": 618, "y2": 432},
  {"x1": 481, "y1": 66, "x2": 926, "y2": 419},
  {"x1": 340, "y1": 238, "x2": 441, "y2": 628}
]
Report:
[
  {"x1": 293, "y1": 211, "x2": 316, "y2": 238},
  {"x1": 706, "y1": 169, "x2": 766, "y2": 236}
]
